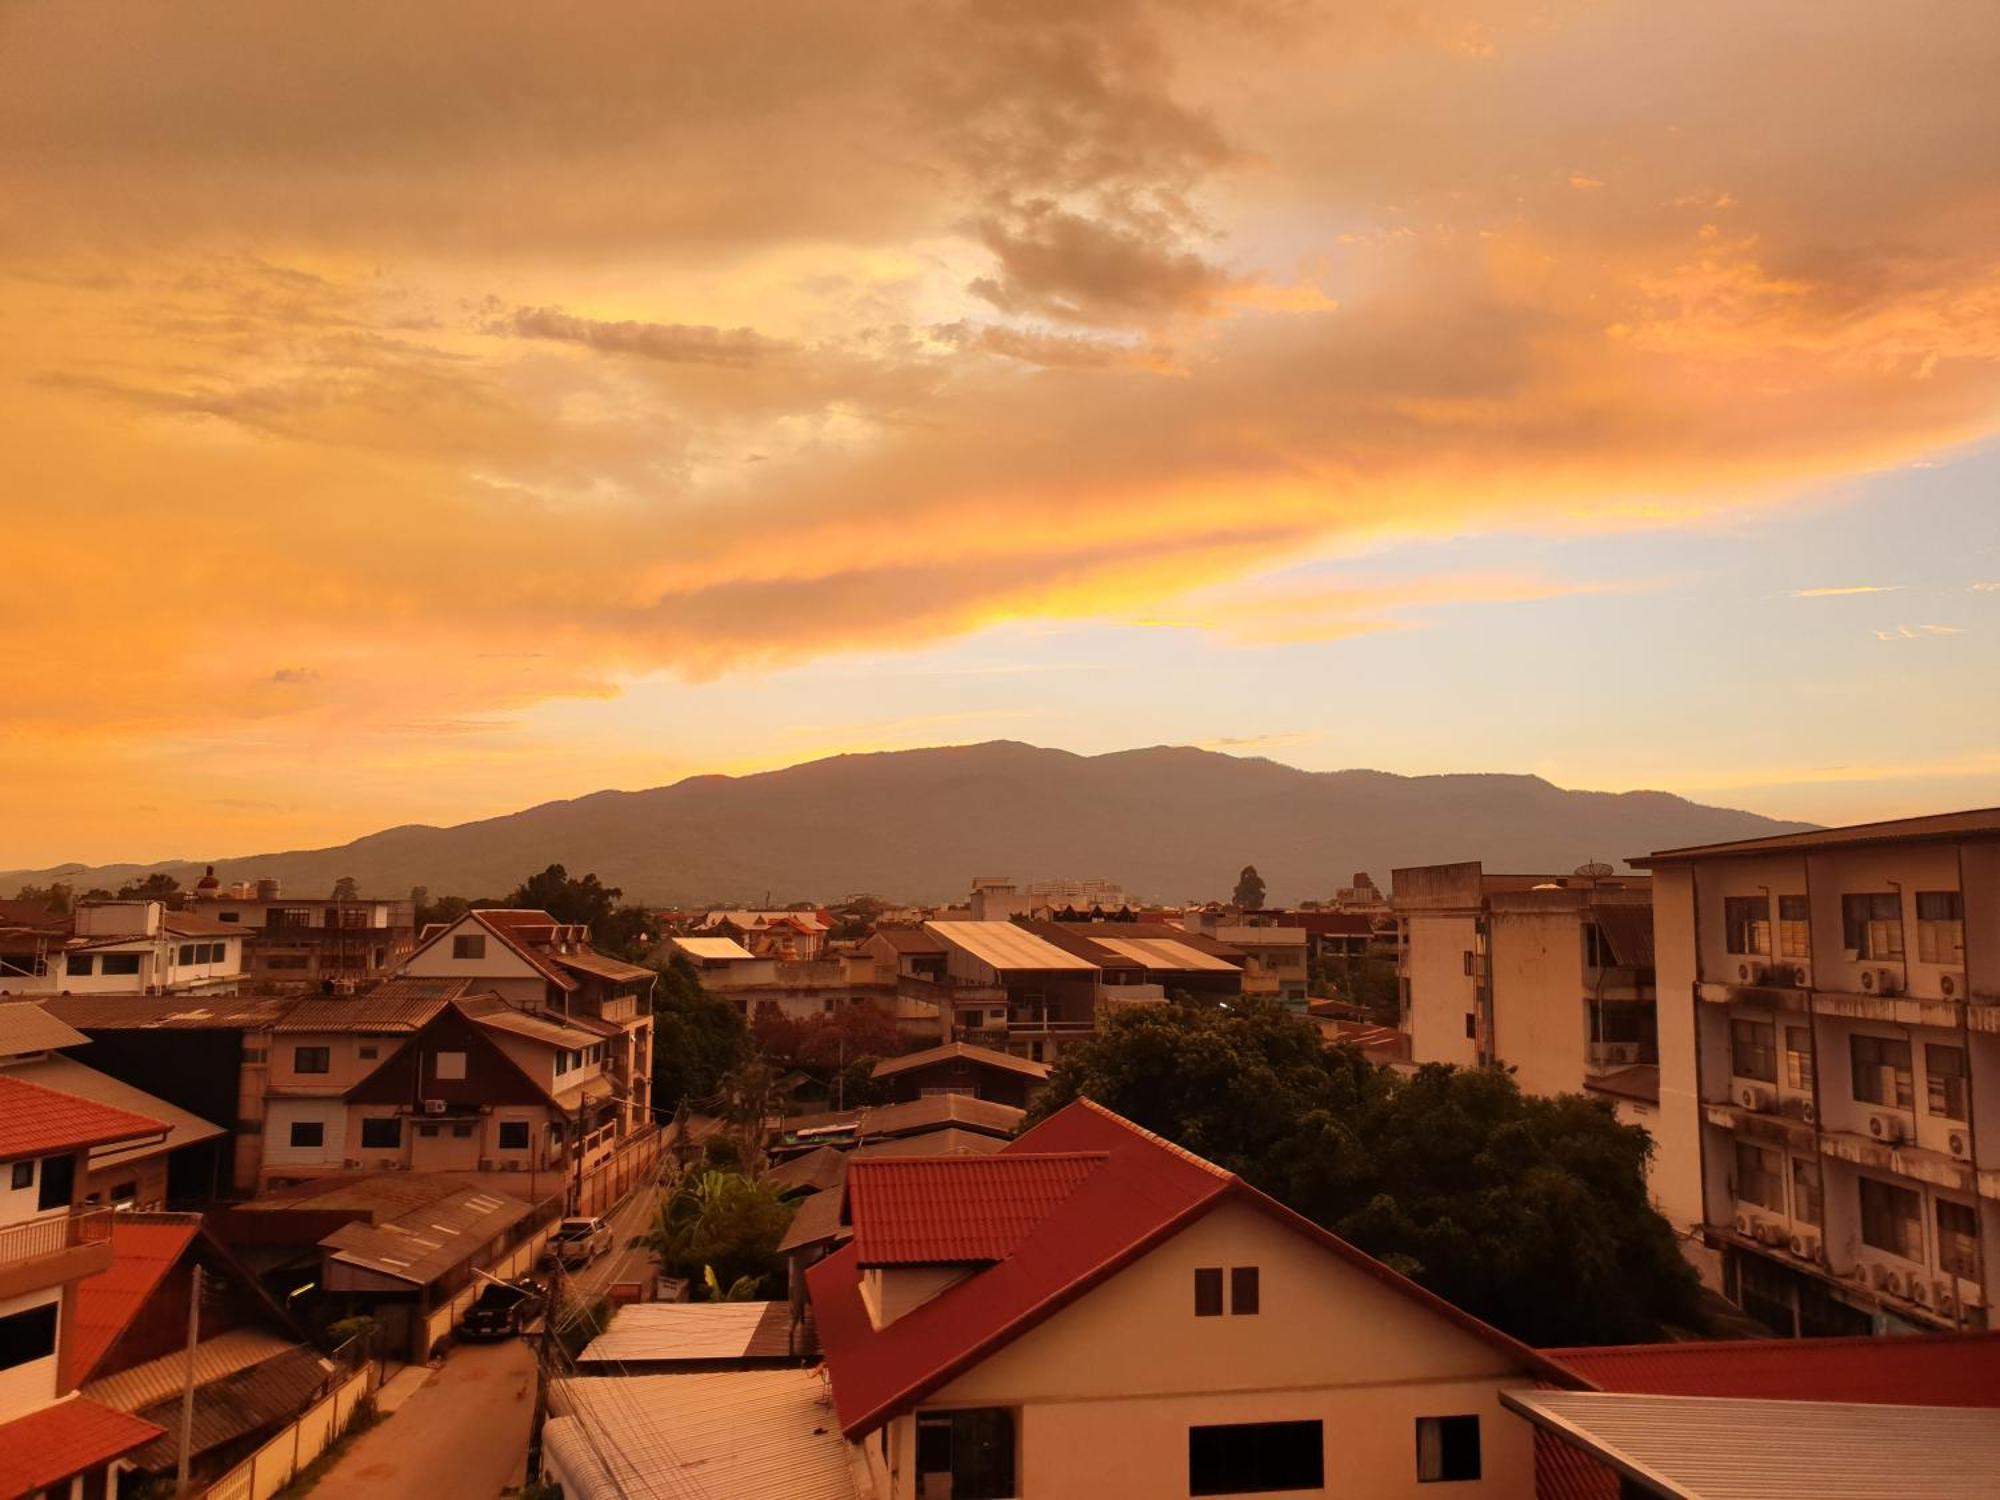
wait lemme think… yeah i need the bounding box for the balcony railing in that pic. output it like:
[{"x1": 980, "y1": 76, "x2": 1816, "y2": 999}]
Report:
[{"x1": 0, "y1": 1207, "x2": 116, "y2": 1268}]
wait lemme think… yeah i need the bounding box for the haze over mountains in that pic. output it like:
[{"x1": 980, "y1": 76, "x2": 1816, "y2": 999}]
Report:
[{"x1": 0, "y1": 742, "x2": 1812, "y2": 907}]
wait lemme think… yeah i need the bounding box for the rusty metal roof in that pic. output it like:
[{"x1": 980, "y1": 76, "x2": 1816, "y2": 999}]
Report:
[{"x1": 319, "y1": 1184, "x2": 532, "y2": 1286}]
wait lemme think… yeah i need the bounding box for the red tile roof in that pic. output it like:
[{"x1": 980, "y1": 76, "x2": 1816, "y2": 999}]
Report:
[
  {"x1": 0, "y1": 1398, "x2": 164, "y2": 1496},
  {"x1": 847, "y1": 1154, "x2": 1106, "y2": 1266},
  {"x1": 808, "y1": 1098, "x2": 1578, "y2": 1438},
  {"x1": 1548, "y1": 1330, "x2": 2000, "y2": 1407},
  {"x1": 68, "y1": 1219, "x2": 202, "y2": 1385},
  {"x1": 0, "y1": 1074, "x2": 167, "y2": 1162}
]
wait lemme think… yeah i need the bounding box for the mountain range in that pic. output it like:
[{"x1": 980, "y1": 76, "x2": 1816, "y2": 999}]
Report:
[{"x1": 0, "y1": 741, "x2": 1812, "y2": 906}]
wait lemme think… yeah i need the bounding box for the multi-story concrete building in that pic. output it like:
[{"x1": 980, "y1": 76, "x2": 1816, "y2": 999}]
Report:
[
  {"x1": 0, "y1": 900, "x2": 244, "y2": 999},
  {"x1": 1392, "y1": 863, "x2": 1660, "y2": 1138},
  {"x1": 188, "y1": 871, "x2": 415, "y2": 985},
  {"x1": 1640, "y1": 811, "x2": 2000, "y2": 1337}
]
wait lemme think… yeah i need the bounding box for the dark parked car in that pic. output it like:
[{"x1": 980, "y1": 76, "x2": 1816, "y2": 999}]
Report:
[{"x1": 460, "y1": 1277, "x2": 547, "y2": 1340}]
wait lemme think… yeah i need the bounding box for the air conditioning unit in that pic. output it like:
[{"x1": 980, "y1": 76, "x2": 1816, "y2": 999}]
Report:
[
  {"x1": 1936, "y1": 1283, "x2": 1959, "y2": 1318},
  {"x1": 423, "y1": 1099, "x2": 448, "y2": 1115},
  {"x1": 1948, "y1": 1131, "x2": 1971, "y2": 1159},
  {"x1": 1738, "y1": 1084, "x2": 1774, "y2": 1113},
  {"x1": 1736, "y1": 961, "x2": 1770, "y2": 985},
  {"x1": 1734, "y1": 1211, "x2": 1756, "y2": 1238},
  {"x1": 1867, "y1": 1112, "x2": 1907, "y2": 1144},
  {"x1": 1860, "y1": 967, "x2": 1901, "y2": 996},
  {"x1": 1940, "y1": 972, "x2": 1967, "y2": 999},
  {"x1": 1790, "y1": 1231, "x2": 1821, "y2": 1260},
  {"x1": 1870, "y1": 1262, "x2": 1898, "y2": 1293},
  {"x1": 1789, "y1": 964, "x2": 1812, "y2": 989},
  {"x1": 1910, "y1": 1277, "x2": 1933, "y2": 1307},
  {"x1": 1801, "y1": 1100, "x2": 1817, "y2": 1126},
  {"x1": 1754, "y1": 1220, "x2": 1785, "y2": 1247}
]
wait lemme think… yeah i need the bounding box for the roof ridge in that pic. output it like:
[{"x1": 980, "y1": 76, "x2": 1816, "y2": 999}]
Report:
[{"x1": 1073, "y1": 1096, "x2": 1236, "y2": 1179}]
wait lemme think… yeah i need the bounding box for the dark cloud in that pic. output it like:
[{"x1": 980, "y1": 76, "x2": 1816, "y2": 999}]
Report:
[{"x1": 500, "y1": 306, "x2": 789, "y2": 367}]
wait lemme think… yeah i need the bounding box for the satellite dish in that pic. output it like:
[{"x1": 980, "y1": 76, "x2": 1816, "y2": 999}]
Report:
[{"x1": 1574, "y1": 861, "x2": 1615, "y2": 879}]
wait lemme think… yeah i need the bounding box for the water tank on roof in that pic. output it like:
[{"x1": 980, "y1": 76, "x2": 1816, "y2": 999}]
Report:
[{"x1": 256, "y1": 878, "x2": 282, "y2": 901}]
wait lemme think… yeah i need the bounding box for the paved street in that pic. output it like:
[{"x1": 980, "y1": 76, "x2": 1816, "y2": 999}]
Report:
[
  {"x1": 562, "y1": 1173, "x2": 666, "y2": 1301},
  {"x1": 309, "y1": 1338, "x2": 537, "y2": 1500}
]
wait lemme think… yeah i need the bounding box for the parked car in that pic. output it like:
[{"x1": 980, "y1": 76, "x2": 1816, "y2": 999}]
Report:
[
  {"x1": 460, "y1": 1276, "x2": 547, "y2": 1340},
  {"x1": 551, "y1": 1216, "x2": 614, "y2": 1268}
]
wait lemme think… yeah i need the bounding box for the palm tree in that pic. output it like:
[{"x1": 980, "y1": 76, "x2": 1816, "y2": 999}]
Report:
[{"x1": 640, "y1": 1167, "x2": 793, "y2": 1300}]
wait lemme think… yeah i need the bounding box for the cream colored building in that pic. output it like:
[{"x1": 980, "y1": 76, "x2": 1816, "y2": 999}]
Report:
[
  {"x1": 811, "y1": 1098, "x2": 1576, "y2": 1499},
  {"x1": 1393, "y1": 863, "x2": 1661, "y2": 1147},
  {"x1": 1639, "y1": 811, "x2": 2000, "y2": 1337}
]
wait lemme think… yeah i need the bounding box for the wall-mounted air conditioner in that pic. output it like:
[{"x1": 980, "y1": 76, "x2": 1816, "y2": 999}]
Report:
[
  {"x1": 1936, "y1": 1282, "x2": 1959, "y2": 1317},
  {"x1": 1789, "y1": 1231, "x2": 1821, "y2": 1260},
  {"x1": 1869, "y1": 1261, "x2": 1898, "y2": 1293},
  {"x1": 1736, "y1": 961, "x2": 1770, "y2": 985},
  {"x1": 1754, "y1": 1220, "x2": 1786, "y2": 1247},
  {"x1": 1734, "y1": 1211, "x2": 1756, "y2": 1238},
  {"x1": 1867, "y1": 1112, "x2": 1906, "y2": 1144},
  {"x1": 1940, "y1": 972, "x2": 1967, "y2": 1000},
  {"x1": 1910, "y1": 1277, "x2": 1933, "y2": 1307},
  {"x1": 423, "y1": 1098, "x2": 448, "y2": 1115},
  {"x1": 1948, "y1": 1131, "x2": 1971, "y2": 1160},
  {"x1": 1860, "y1": 967, "x2": 1901, "y2": 996},
  {"x1": 1738, "y1": 1084, "x2": 1775, "y2": 1113},
  {"x1": 1789, "y1": 965, "x2": 1812, "y2": 989}
]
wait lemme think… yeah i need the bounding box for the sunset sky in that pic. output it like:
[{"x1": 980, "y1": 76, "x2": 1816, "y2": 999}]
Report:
[{"x1": 3, "y1": 0, "x2": 1997, "y2": 869}]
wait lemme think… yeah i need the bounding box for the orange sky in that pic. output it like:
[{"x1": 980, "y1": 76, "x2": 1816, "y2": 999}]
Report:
[{"x1": 2, "y1": 0, "x2": 1998, "y2": 868}]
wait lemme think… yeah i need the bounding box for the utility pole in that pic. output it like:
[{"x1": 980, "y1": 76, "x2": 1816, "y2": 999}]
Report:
[{"x1": 176, "y1": 1263, "x2": 201, "y2": 1495}]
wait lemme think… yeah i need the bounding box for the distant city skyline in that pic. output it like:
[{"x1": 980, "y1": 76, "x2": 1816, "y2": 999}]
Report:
[{"x1": 3, "y1": 1, "x2": 1996, "y2": 867}]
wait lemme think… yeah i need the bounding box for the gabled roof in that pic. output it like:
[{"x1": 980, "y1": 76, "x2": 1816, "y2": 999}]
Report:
[
  {"x1": 924, "y1": 921, "x2": 1098, "y2": 973},
  {"x1": 459, "y1": 994, "x2": 605, "y2": 1050},
  {"x1": 672, "y1": 936, "x2": 758, "y2": 962},
  {"x1": 271, "y1": 977, "x2": 475, "y2": 1034},
  {"x1": 808, "y1": 1098, "x2": 1579, "y2": 1437},
  {"x1": 783, "y1": 1093, "x2": 1026, "y2": 1142},
  {"x1": 320, "y1": 1185, "x2": 531, "y2": 1286},
  {"x1": 0, "y1": 1001, "x2": 90, "y2": 1057},
  {"x1": 704, "y1": 909, "x2": 830, "y2": 934},
  {"x1": 398, "y1": 910, "x2": 578, "y2": 992},
  {"x1": 868, "y1": 927, "x2": 947, "y2": 956},
  {"x1": 869, "y1": 1040, "x2": 1051, "y2": 1083},
  {"x1": 0, "y1": 1072, "x2": 167, "y2": 1162},
  {"x1": 0, "y1": 1399, "x2": 164, "y2": 1497},
  {"x1": 1548, "y1": 1329, "x2": 2000, "y2": 1407},
  {"x1": 69, "y1": 1217, "x2": 203, "y2": 1384},
  {"x1": 765, "y1": 1145, "x2": 847, "y2": 1196},
  {"x1": 847, "y1": 1154, "x2": 1105, "y2": 1266},
  {"x1": 6, "y1": 1054, "x2": 225, "y2": 1167}
]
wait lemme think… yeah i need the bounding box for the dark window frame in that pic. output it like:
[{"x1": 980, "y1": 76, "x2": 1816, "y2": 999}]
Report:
[
  {"x1": 359, "y1": 1117, "x2": 401, "y2": 1150},
  {"x1": 1417, "y1": 1415, "x2": 1482, "y2": 1483},
  {"x1": 288, "y1": 1121, "x2": 326, "y2": 1149},
  {"x1": 1195, "y1": 1266, "x2": 1224, "y2": 1317},
  {"x1": 1231, "y1": 1266, "x2": 1260, "y2": 1316},
  {"x1": 293, "y1": 1045, "x2": 331, "y2": 1075},
  {"x1": 1189, "y1": 1419, "x2": 1324, "y2": 1496}
]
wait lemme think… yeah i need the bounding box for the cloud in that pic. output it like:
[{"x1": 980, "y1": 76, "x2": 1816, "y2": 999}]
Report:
[
  {"x1": 269, "y1": 667, "x2": 320, "y2": 685},
  {"x1": 1874, "y1": 624, "x2": 1965, "y2": 641},
  {"x1": 1973, "y1": 582, "x2": 2000, "y2": 592},
  {"x1": 1196, "y1": 732, "x2": 1321, "y2": 753},
  {"x1": 499, "y1": 306, "x2": 788, "y2": 367},
  {"x1": 1791, "y1": 585, "x2": 1902, "y2": 598}
]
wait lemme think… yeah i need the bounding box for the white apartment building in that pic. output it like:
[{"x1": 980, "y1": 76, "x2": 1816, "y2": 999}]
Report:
[
  {"x1": 0, "y1": 900, "x2": 243, "y2": 999},
  {"x1": 1392, "y1": 863, "x2": 1662, "y2": 1143},
  {"x1": 1640, "y1": 811, "x2": 2000, "y2": 1337}
]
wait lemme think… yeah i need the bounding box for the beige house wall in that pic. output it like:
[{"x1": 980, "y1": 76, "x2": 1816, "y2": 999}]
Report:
[
  {"x1": 1487, "y1": 907, "x2": 1588, "y2": 1099},
  {"x1": 1404, "y1": 912, "x2": 1481, "y2": 1069},
  {"x1": 1650, "y1": 864, "x2": 1705, "y2": 1235},
  {"x1": 885, "y1": 1198, "x2": 1538, "y2": 1499}
]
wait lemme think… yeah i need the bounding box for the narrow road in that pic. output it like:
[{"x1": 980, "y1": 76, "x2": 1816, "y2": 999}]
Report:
[
  {"x1": 308, "y1": 1339, "x2": 537, "y2": 1500},
  {"x1": 562, "y1": 1173, "x2": 664, "y2": 1301}
]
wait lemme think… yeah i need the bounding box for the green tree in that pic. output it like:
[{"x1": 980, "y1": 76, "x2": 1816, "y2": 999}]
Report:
[
  {"x1": 115, "y1": 872, "x2": 182, "y2": 903},
  {"x1": 330, "y1": 875, "x2": 361, "y2": 902},
  {"x1": 640, "y1": 1169, "x2": 794, "y2": 1299},
  {"x1": 11, "y1": 882, "x2": 72, "y2": 912},
  {"x1": 412, "y1": 889, "x2": 471, "y2": 931},
  {"x1": 502, "y1": 864, "x2": 635, "y2": 948},
  {"x1": 1232, "y1": 864, "x2": 1267, "y2": 911},
  {"x1": 649, "y1": 956, "x2": 750, "y2": 1110},
  {"x1": 1029, "y1": 998, "x2": 1698, "y2": 1347}
]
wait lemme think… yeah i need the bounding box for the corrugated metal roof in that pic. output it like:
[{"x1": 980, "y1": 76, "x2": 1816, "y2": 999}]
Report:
[
  {"x1": 846, "y1": 1154, "x2": 1105, "y2": 1266},
  {"x1": 1639, "y1": 808, "x2": 2000, "y2": 864},
  {"x1": 776, "y1": 1185, "x2": 850, "y2": 1255},
  {"x1": 0, "y1": 1072, "x2": 167, "y2": 1162},
  {"x1": 0, "y1": 1398, "x2": 164, "y2": 1496},
  {"x1": 1085, "y1": 935, "x2": 1242, "y2": 973},
  {"x1": 6, "y1": 1054, "x2": 224, "y2": 1166},
  {"x1": 672, "y1": 936, "x2": 757, "y2": 961},
  {"x1": 552, "y1": 949, "x2": 655, "y2": 983},
  {"x1": 783, "y1": 1094, "x2": 1026, "y2": 1142},
  {"x1": 464, "y1": 1000, "x2": 605, "y2": 1050},
  {"x1": 0, "y1": 1001, "x2": 89, "y2": 1057},
  {"x1": 577, "y1": 1301, "x2": 793, "y2": 1364},
  {"x1": 849, "y1": 1128, "x2": 1009, "y2": 1160},
  {"x1": 925, "y1": 921, "x2": 1099, "y2": 973},
  {"x1": 1548, "y1": 1330, "x2": 2000, "y2": 1407},
  {"x1": 767, "y1": 1146, "x2": 847, "y2": 1195},
  {"x1": 16, "y1": 993, "x2": 294, "y2": 1029},
  {"x1": 869, "y1": 927, "x2": 946, "y2": 955},
  {"x1": 273, "y1": 979, "x2": 472, "y2": 1033},
  {"x1": 544, "y1": 1370, "x2": 857, "y2": 1500},
  {"x1": 1504, "y1": 1389, "x2": 2000, "y2": 1499},
  {"x1": 870, "y1": 1041, "x2": 1050, "y2": 1082},
  {"x1": 320, "y1": 1186, "x2": 531, "y2": 1286},
  {"x1": 84, "y1": 1328, "x2": 300, "y2": 1413},
  {"x1": 126, "y1": 1345, "x2": 335, "y2": 1471}
]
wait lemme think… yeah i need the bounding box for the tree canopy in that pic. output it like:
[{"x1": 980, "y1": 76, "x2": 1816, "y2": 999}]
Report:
[
  {"x1": 1232, "y1": 864, "x2": 1267, "y2": 911},
  {"x1": 640, "y1": 1168, "x2": 794, "y2": 1300},
  {"x1": 1028, "y1": 997, "x2": 1699, "y2": 1347},
  {"x1": 115, "y1": 872, "x2": 181, "y2": 902},
  {"x1": 649, "y1": 955, "x2": 750, "y2": 1111},
  {"x1": 330, "y1": 875, "x2": 360, "y2": 901}
]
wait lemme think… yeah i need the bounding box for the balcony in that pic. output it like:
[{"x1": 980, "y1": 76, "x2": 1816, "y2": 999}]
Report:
[{"x1": 0, "y1": 1208, "x2": 116, "y2": 1298}]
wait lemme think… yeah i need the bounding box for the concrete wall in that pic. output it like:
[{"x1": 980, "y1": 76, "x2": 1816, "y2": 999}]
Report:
[
  {"x1": 886, "y1": 1198, "x2": 1539, "y2": 1500},
  {"x1": 1488, "y1": 907, "x2": 1587, "y2": 1099},
  {"x1": 0, "y1": 1286, "x2": 61, "y2": 1414},
  {"x1": 1404, "y1": 913, "x2": 1481, "y2": 1069},
  {"x1": 261, "y1": 1099, "x2": 348, "y2": 1169},
  {"x1": 1650, "y1": 864, "x2": 1705, "y2": 1234}
]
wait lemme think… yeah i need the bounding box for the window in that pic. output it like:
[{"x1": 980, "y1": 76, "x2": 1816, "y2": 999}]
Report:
[
  {"x1": 1777, "y1": 896, "x2": 1811, "y2": 960},
  {"x1": 417, "y1": 1124, "x2": 440, "y2": 1138},
  {"x1": 100, "y1": 953, "x2": 142, "y2": 976},
  {"x1": 1582, "y1": 924, "x2": 1613, "y2": 969},
  {"x1": 1734, "y1": 1141, "x2": 1784, "y2": 1213},
  {"x1": 451, "y1": 1123, "x2": 474, "y2": 1138},
  {"x1": 498, "y1": 1121, "x2": 530, "y2": 1151},
  {"x1": 1231, "y1": 1266, "x2": 1260, "y2": 1315},
  {"x1": 1784, "y1": 1026, "x2": 1814, "y2": 1091},
  {"x1": 1842, "y1": 893, "x2": 1903, "y2": 959},
  {"x1": 1189, "y1": 1420, "x2": 1324, "y2": 1496},
  {"x1": 10, "y1": 1161, "x2": 32, "y2": 1191},
  {"x1": 37, "y1": 1154, "x2": 73, "y2": 1211},
  {"x1": 293, "y1": 1046, "x2": 330, "y2": 1075},
  {"x1": 1724, "y1": 895, "x2": 1771, "y2": 956},
  {"x1": 1417, "y1": 1415, "x2": 1481, "y2": 1483},
  {"x1": 1463, "y1": 1013, "x2": 1476, "y2": 1041},
  {"x1": 268, "y1": 907, "x2": 313, "y2": 930},
  {"x1": 1790, "y1": 1157, "x2": 1821, "y2": 1227},
  {"x1": 1730, "y1": 1018, "x2": 1777, "y2": 1083},
  {"x1": 0, "y1": 1302, "x2": 59, "y2": 1372},
  {"x1": 360, "y1": 1118, "x2": 400, "y2": 1150},
  {"x1": 434, "y1": 1051, "x2": 466, "y2": 1080},
  {"x1": 1462, "y1": 950, "x2": 1475, "y2": 976},
  {"x1": 1859, "y1": 1176, "x2": 1923, "y2": 1260},
  {"x1": 0, "y1": 954, "x2": 46, "y2": 978},
  {"x1": 1927, "y1": 1044, "x2": 1969, "y2": 1120},
  {"x1": 915, "y1": 1408, "x2": 1015, "y2": 1500},
  {"x1": 218, "y1": 911, "x2": 241, "y2": 923},
  {"x1": 1916, "y1": 891, "x2": 1965, "y2": 965},
  {"x1": 358, "y1": 1045, "x2": 378, "y2": 1061},
  {"x1": 111, "y1": 1181, "x2": 137, "y2": 1204},
  {"x1": 452, "y1": 934, "x2": 486, "y2": 960},
  {"x1": 66, "y1": 953, "x2": 93, "y2": 976},
  {"x1": 178, "y1": 944, "x2": 196, "y2": 965},
  {"x1": 336, "y1": 906, "x2": 371, "y2": 929},
  {"x1": 1195, "y1": 1267, "x2": 1224, "y2": 1317},
  {"x1": 289, "y1": 1121, "x2": 324, "y2": 1149},
  {"x1": 1850, "y1": 1034, "x2": 1914, "y2": 1109},
  {"x1": 1937, "y1": 1199, "x2": 1980, "y2": 1280}
]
